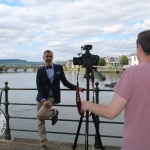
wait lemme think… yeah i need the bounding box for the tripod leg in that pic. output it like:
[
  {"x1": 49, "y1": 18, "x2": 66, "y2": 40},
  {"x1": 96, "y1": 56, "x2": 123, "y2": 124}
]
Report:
[
  {"x1": 72, "y1": 114, "x2": 84, "y2": 150},
  {"x1": 92, "y1": 113, "x2": 105, "y2": 150},
  {"x1": 85, "y1": 111, "x2": 89, "y2": 150}
]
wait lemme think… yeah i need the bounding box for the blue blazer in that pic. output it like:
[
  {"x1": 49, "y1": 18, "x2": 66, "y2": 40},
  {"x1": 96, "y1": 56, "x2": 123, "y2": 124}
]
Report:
[{"x1": 36, "y1": 64, "x2": 76, "y2": 104}]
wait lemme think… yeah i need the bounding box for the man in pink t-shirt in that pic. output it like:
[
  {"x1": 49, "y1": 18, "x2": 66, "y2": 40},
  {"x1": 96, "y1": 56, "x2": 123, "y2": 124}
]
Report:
[{"x1": 81, "y1": 30, "x2": 150, "y2": 150}]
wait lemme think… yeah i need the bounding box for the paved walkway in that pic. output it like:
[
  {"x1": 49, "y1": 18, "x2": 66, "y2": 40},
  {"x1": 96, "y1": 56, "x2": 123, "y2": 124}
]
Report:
[{"x1": 0, "y1": 138, "x2": 121, "y2": 150}]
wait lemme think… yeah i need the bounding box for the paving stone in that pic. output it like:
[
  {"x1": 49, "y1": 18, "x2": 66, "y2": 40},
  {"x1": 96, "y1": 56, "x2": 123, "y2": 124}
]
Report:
[
  {"x1": 0, "y1": 138, "x2": 121, "y2": 150},
  {"x1": 11, "y1": 148, "x2": 32, "y2": 150}
]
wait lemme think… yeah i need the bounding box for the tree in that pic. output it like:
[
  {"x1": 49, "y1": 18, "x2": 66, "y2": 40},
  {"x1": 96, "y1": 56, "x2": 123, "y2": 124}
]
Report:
[
  {"x1": 62, "y1": 62, "x2": 66, "y2": 67},
  {"x1": 98, "y1": 58, "x2": 106, "y2": 66},
  {"x1": 0, "y1": 64, "x2": 4, "y2": 71},
  {"x1": 120, "y1": 55, "x2": 129, "y2": 66}
]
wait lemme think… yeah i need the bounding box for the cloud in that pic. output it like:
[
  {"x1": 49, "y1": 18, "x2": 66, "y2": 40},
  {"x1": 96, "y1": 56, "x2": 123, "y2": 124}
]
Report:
[{"x1": 0, "y1": 0, "x2": 150, "y2": 61}]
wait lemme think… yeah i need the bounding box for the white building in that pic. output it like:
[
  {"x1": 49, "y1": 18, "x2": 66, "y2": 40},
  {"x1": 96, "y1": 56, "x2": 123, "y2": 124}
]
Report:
[
  {"x1": 128, "y1": 53, "x2": 139, "y2": 66},
  {"x1": 66, "y1": 60, "x2": 79, "y2": 68}
]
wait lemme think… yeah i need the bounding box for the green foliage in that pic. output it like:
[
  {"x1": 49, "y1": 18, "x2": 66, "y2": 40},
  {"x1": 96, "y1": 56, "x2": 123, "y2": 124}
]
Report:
[
  {"x1": 98, "y1": 58, "x2": 106, "y2": 66},
  {"x1": 62, "y1": 62, "x2": 66, "y2": 66},
  {"x1": 0, "y1": 64, "x2": 4, "y2": 71},
  {"x1": 120, "y1": 55, "x2": 129, "y2": 65}
]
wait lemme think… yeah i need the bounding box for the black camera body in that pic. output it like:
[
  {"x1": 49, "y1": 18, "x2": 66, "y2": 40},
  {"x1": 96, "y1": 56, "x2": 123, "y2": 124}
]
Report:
[{"x1": 73, "y1": 45, "x2": 99, "y2": 67}]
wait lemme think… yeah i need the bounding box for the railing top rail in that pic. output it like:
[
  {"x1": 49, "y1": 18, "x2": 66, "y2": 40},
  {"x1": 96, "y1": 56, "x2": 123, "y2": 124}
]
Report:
[{"x1": 0, "y1": 87, "x2": 113, "y2": 91}]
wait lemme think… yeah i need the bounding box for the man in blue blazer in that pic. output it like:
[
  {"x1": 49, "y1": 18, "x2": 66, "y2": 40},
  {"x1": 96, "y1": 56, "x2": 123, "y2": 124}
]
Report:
[{"x1": 36, "y1": 50, "x2": 84, "y2": 150}]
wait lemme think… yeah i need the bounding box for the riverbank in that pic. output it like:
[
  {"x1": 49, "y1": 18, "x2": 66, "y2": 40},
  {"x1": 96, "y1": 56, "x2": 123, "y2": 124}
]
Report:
[
  {"x1": 0, "y1": 65, "x2": 124, "y2": 73},
  {"x1": 64, "y1": 66, "x2": 124, "y2": 73},
  {"x1": 0, "y1": 138, "x2": 122, "y2": 150}
]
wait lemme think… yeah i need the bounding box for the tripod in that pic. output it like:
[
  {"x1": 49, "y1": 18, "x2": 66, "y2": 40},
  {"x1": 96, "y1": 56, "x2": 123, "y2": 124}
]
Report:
[{"x1": 72, "y1": 67, "x2": 105, "y2": 150}]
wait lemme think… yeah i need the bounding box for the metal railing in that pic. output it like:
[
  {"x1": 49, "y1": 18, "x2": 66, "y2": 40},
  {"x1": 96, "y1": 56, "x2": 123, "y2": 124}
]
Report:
[{"x1": 0, "y1": 82, "x2": 123, "y2": 149}]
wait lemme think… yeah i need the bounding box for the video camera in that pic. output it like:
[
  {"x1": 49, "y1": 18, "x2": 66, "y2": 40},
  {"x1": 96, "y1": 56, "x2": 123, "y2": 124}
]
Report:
[{"x1": 73, "y1": 45, "x2": 99, "y2": 67}]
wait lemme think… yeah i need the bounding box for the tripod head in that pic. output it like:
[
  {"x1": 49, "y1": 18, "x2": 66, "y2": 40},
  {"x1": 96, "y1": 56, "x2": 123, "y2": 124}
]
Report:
[{"x1": 83, "y1": 66, "x2": 106, "y2": 81}]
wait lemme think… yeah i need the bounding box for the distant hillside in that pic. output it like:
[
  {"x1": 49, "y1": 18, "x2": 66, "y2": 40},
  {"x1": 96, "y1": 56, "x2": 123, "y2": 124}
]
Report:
[
  {"x1": 0, "y1": 59, "x2": 42, "y2": 66},
  {"x1": 0, "y1": 59, "x2": 65, "y2": 66},
  {"x1": 0, "y1": 59, "x2": 27, "y2": 64},
  {"x1": 54, "y1": 61, "x2": 65, "y2": 65}
]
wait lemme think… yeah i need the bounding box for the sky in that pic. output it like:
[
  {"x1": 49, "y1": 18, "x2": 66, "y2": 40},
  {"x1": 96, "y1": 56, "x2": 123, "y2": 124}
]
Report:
[{"x1": 0, "y1": 0, "x2": 150, "y2": 62}]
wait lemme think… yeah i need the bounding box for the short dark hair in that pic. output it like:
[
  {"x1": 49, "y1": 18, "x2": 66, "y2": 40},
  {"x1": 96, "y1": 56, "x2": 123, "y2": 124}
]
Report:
[
  {"x1": 137, "y1": 30, "x2": 150, "y2": 55},
  {"x1": 43, "y1": 50, "x2": 53, "y2": 55}
]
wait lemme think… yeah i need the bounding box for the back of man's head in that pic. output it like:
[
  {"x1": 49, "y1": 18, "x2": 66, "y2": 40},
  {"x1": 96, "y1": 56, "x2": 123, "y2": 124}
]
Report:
[{"x1": 137, "y1": 30, "x2": 150, "y2": 55}]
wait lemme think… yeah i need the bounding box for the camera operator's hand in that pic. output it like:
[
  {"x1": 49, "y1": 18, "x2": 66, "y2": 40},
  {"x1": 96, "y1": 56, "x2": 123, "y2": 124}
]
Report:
[
  {"x1": 81, "y1": 101, "x2": 92, "y2": 111},
  {"x1": 78, "y1": 87, "x2": 85, "y2": 93},
  {"x1": 42, "y1": 100, "x2": 51, "y2": 108}
]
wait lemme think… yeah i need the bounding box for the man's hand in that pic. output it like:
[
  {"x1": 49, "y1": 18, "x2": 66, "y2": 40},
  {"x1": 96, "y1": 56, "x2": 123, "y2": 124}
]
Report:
[
  {"x1": 78, "y1": 87, "x2": 85, "y2": 93},
  {"x1": 42, "y1": 100, "x2": 50, "y2": 108}
]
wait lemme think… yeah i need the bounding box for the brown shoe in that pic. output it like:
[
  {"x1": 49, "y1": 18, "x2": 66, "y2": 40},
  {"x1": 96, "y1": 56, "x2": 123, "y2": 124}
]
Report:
[{"x1": 52, "y1": 110, "x2": 59, "y2": 125}]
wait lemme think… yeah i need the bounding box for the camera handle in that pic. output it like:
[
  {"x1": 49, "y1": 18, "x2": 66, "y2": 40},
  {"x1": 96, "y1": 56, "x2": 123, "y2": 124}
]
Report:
[
  {"x1": 72, "y1": 67, "x2": 105, "y2": 150},
  {"x1": 92, "y1": 67, "x2": 106, "y2": 81}
]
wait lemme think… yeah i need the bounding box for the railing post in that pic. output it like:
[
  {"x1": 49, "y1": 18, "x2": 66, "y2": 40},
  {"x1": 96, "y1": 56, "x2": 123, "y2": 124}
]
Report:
[
  {"x1": 3, "y1": 82, "x2": 11, "y2": 140},
  {"x1": 94, "y1": 82, "x2": 101, "y2": 149}
]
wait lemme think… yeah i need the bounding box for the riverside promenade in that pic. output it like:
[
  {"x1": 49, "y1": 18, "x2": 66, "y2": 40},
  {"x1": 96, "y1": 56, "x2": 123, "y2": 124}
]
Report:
[{"x1": 0, "y1": 138, "x2": 121, "y2": 150}]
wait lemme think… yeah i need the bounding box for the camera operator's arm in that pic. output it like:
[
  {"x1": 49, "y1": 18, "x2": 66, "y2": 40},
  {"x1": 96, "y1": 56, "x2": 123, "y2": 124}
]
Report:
[{"x1": 81, "y1": 93, "x2": 128, "y2": 120}]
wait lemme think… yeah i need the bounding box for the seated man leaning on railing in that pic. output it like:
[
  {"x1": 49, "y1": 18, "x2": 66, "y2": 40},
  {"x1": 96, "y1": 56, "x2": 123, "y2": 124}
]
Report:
[{"x1": 36, "y1": 50, "x2": 84, "y2": 150}]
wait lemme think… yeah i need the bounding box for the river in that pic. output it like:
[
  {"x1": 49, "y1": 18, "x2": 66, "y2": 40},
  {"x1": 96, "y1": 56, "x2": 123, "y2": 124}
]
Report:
[{"x1": 0, "y1": 70, "x2": 123, "y2": 147}]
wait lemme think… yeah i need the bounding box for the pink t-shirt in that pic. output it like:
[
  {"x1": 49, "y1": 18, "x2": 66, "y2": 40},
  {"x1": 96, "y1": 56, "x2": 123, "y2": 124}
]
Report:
[{"x1": 113, "y1": 62, "x2": 150, "y2": 150}]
